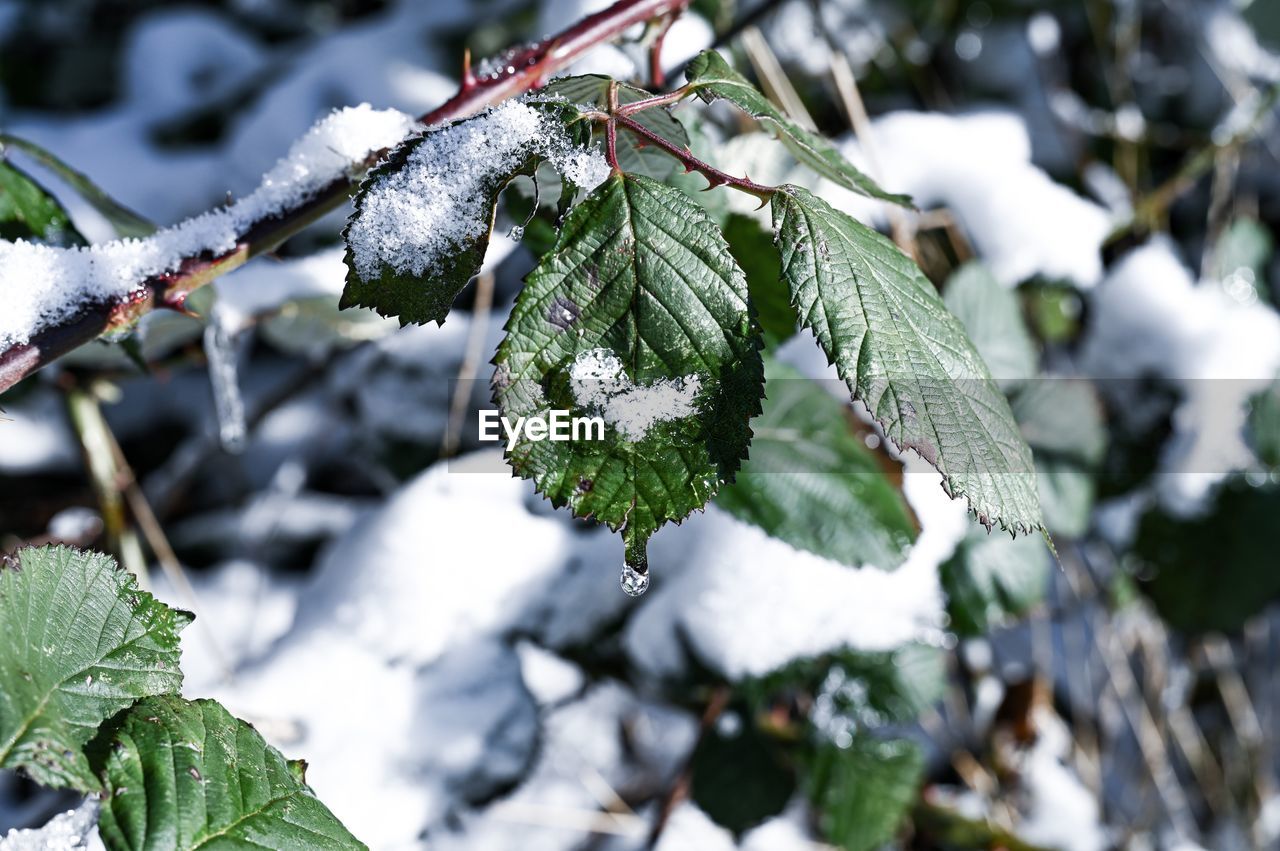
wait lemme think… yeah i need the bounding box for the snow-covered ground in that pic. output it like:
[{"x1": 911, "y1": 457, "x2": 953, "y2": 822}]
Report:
[{"x1": 3, "y1": 0, "x2": 1280, "y2": 848}]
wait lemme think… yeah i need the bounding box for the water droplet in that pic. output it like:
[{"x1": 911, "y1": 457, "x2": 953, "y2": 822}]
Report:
[
  {"x1": 507, "y1": 225, "x2": 525, "y2": 241},
  {"x1": 620, "y1": 563, "x2": 649, "y2": 596},
  {"x1": 84, "y1": 674, "x2": 93, "y2": 686},
  {"x1": 620, "y1": 536, "x2": 650, "y2": 597}
]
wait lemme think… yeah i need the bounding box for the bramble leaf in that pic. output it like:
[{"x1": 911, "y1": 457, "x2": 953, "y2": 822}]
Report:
[
  {"x1": 716, "y1": 359, "x2": 916, "y2": 569},
  {"x1": 940, "y1": 531, "x2": 1050, "y2": 636},
  {"x1": 493, "y1": 172, "x2": 764, "y2": 571},
  {"x1": 943, "y1": 262, "x2": 1037, "y2": 386},
  {"x1": 0, "y1": 133, "x2": 153, "y2": 238},
  {"x1": 770, "y1": 185, "x2": 1044, "y2": 535},
  {"x1": 96, "y1": 696, "x2": 365, "y2": 851},
  {"x1": 809, "y1": 735, "x2": 923, "y2": 851},
  {"x1": 0, "y1": 159, "x2": 83, "y2": 245},
  {"x1": 685, "y1": 51, "x2": 910, "y2": 206},
  {"x1": 341, "y1": 103, "x2": 591, "y2": 326},
  {"x1": 0, "y1": 545, "x2": 190, "y2": 791}
]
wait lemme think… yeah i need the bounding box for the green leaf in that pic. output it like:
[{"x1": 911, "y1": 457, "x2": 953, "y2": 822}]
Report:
[
  {"x1": 96, "y1": 696, "x2": 365, "y2": 851},
  {"x1": 809, "y1": 735, "x2": 923, "y2": 851},
  {"x1": 1249, "y1": 378, "x2": 1280, "y2": 467},
  {"x1": 0, "y1": 159, "x2": 83, "y2": 244},
  {"x1": 685, "y1": 51, "x2": 910, "y2": 206},
  {"x1": 1012, "y1": 378, "x2": 1107, "y2": 537},
  {"x1": 1136, "y1": 477, "x2": 1280, "y2": 633},
  {"x1": 716, "y1": 358, "x2": 916, "y2": 569},
  {"x1": 0, "y1": 133, "x2": 154, "y2": 239},
  {"x1": 494, "y1": 172, "x2": 764, "y2": 569},
  {"x1": 743, "y1": 643, "x2": 943, "y2": 726},
  {"x1": 690, "y1": 706, "x2": 795, "y2": 834},
  {"x1": 1212, "y1": 217, "x2": 1274, "y2": 303},
  {"x1": 0, "y1": 545, "x2": 190, "y2": 791},
  {"x1": 537, "y1": 75, "x2": 691, "y2": 179},
  {"x1": 722, "y1": 214, "x2": 797, "y2": 343},
  {"x1": 770, "y1": 185, "x2": 1044, "y2": 535},
  {"x1": 943, "y1": 262, "x2": 1037, "y2": 385},
  {"x1": 341, "y1": 103, "x2": 589, "y2": 326},
  {"x1": 940, "y1": 531, "x2": 1050, "y2": 636}
]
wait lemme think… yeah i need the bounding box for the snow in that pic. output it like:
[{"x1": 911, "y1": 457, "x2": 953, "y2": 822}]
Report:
[
  {"x1": 829, "y1": 111, "x2": 1114, "y2": 289},
  {"x1": 0, "y1": 105, "x2": 415, "y2": 350},
  {"x1": 1081, "y1": 239, "x2": 1280, "y2": 513},
  {"x1": 623, "y1": 458, "x2": 968, "y2": 680},
  {"x1": 569, "y1": 348, "x2": 703, "y2": 442},
  {"x1": 654, "y1": 804, "x2": 736, "y2": 851},
  {"x1": 1016, "y1": 707, "x2": 1108, "y2": 851},
  {"x1": 346, "y1": 100, "x2": 607, "y2": 285},
  {"x1": 0, "y1": 799, "x2": 101, "y2": 851}
]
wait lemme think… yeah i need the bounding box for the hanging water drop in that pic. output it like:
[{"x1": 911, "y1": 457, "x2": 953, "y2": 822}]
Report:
[
  {"x1": 203, "y1": 309, "x2": 247, "y2": 453},
  {"x1": 620, "y1": 562, "x2": 648, "y2": 596},
  {"x1": 508, "y1": 224, "x2": 525, "y2": 241},
  {"x1": 620, "y1": 534, "x2": 649, "y2": 597}
]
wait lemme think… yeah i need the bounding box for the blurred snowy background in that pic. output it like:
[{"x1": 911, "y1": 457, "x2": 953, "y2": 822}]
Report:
[{"x1": 3, "y1": 0, "x2": 1280, "y2": 849}]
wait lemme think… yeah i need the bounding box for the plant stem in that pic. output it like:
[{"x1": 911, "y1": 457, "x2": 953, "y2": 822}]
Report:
[
  {"x1": 0, "y1": 0, "x2": 690, "y2": 395},
  {"x1": 613, "y1": 113, "x2": 776, "y2": 200},
  {"x1": 613, "y1": 84, "x2": 692, "y2": 116}
]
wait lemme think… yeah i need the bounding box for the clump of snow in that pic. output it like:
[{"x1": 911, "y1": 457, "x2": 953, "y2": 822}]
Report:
[
  {"x1": 0, "y1": 799, "x2": 101, "y2": 851},
  {"x1": 0, "y1": 104, "x2": 415, "y2": 351},
  {"x1": 850, "y1": 112, "x2": 1113, "y2": 288},
  {"x1": 624, "y1": 456, "x2": 968, "y2": 680},
  {"x1": 346, "y1": 100, "x2": 608, "y2": 283},
  {"x1": 749, "y1": 111, "x2": 1112, "y2": 289},
  {"x1": 1081, "y1": 239, "x2": 1280, "y2": 513},
  {"x1": 570, "y1": 348, "x2": 703, "y2": 442},
  {"x1": 654, "y1": 803, "x2": 736, "y2": 851},
  {"x1": 1015, "y1": 707, "x2": 1108, "y2": 851}
]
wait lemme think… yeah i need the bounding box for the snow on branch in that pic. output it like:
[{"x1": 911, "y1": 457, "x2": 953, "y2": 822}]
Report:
[
  {"x1": 0, "y1": 0, "x2": 690, "y2": 394},
  {"x1": 0, "y1": 105, "x2": 416, "y2": 351}
]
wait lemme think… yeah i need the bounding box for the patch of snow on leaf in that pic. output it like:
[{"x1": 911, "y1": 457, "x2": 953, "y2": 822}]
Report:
[
  {"x1": 0, "y1": 104, "x2": 415, "y2": 350},
  {"x1": 570, "y1": 347, "x2": 703, "y2": 442},
  {"x1": 0, "y1": 799, "x2": 101, "y2": 851},
  {"x1": 345, "y1": 99, "x2": 608, "y2": 283}
]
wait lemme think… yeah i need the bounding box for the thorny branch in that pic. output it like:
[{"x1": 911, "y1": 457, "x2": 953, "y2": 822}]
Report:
[{"x1": 0, "y1": 0, "x2": 690, "y2": 394}]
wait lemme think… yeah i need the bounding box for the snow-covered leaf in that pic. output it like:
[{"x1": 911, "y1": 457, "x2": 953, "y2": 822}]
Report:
[
  {"x1": 771, "y1": 185, "x2": 1044, "y2": 535},
  {"x1": 341, "y1": 101, "x2": 600, "y2": 326},
  {"x1": 494, "y1": 172, "x2": 764, "y2": 572},
  {"x1": 0, "y1": 546, "x2": 190, "y2": 792},
  {"x1": 685, "y1": 51, "x2": 910, "y2": 206},
  {"x1": 537, "y1": 75, "x2": 690, "y2": 179},
  {"x1": 96, "y1": 696, "x2": 365, "y2": 851},
  {"x1": 809, "y1": 736, "x2": 923, "y2": 851},
  {"x1": 0, "y1": 160, "x2": 83, "y2": 245},
  {"x1": 715, "y1": 359, "x2": 916, "y2": 569},
  {"x1": 943, "y1": 262, "x2": 1037, "y2": 385},
  {"x1": 940, "y1": 531, "x2": 1050, "y2": 636}
]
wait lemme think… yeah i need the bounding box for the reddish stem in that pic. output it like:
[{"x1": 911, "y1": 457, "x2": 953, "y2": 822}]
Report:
[
  {"x1": 0, "y1": 0, "x2": 690, "y2": 395},
  {"x1": 613, "y1": 113, "x2": 776, "y2": 201},
  {"x1": 648, "y1": 13, "x2": 676, "y2": 89}
]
